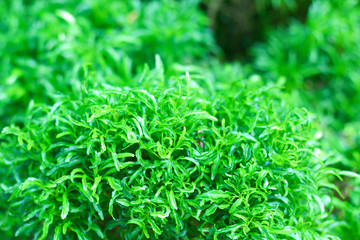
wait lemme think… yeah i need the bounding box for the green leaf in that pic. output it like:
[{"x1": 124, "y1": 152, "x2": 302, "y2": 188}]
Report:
[
  {"x1": 211, "y1": 155, "x2": 220, "y2": 180},
  {"x1": 61, "y1": 193, "x2": 70, "y2": 219},
  {"x1": 148, "y1": 219, "x2": 162, "y2": 235},
  {"x1": 116, "y1": 199, "x2": 131, "y2": 207},
  {"x1": 38, "y1": 217, "x2": 53, "y2": 240},
  {"x1": 93, "y1": 202, "x2": 104, "y2": 220},
  {"x1": 169, "y1": 190, "x2": 178, "y2": 210},
  {"x1": 90, "y1": 224, "x2": 104, "y2": 239},
  {"x1": 54, "y1": 225, "x2": 62, "y2": 240},
  {"x1": 204, "y1": 204, "x2": 218, "y2": 217}
]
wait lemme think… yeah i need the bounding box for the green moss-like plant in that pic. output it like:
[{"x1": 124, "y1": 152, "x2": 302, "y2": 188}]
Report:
[{"x1": 0, "y1": 64, "x2": 340, "y2": 239}]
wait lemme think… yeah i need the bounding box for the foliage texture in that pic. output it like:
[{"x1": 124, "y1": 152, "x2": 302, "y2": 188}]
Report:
[
  {"x1": 251, "y1": 0, "x2": 360, "y2": 238},
  {"x1": 1, "y1": 67, "x2": 340, "y2": 239}
]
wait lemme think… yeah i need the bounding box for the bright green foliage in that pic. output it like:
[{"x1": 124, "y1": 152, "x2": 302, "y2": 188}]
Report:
[
  {"x1": 251, "y1": 0, "x2": 360, "y2": 238},
  {"x1": 0, "y1": 67, "x2": 340, "y2": 239},
  {"x1": 0, "y1": 0, "x2": 216, "y2": 127},
  {"x1": 1, "y1": 0, "x2": 359, "y2": 239}
]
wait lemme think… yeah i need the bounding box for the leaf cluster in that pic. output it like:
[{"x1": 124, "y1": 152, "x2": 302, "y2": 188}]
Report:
[
  {"x1": 0, "y1": 67, "x2": 340, "y2": 239},
  {"x1": 0, "y1": 0, "x2": 216, "y2": 127}
]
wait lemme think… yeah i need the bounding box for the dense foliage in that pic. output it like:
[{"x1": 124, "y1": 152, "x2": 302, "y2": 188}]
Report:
[
  {"x1": 1, "y1": 64, "x2": 341, "y2": 239},
  {"x1": 251, "y1": 0, "x2": 360, "y2": 237},
  {"x1": 1, "y1": 0, "x2": 359, "y2": 239},
  {"x1": 0, "y1": 0, "x2": 216, "y2": 127}
]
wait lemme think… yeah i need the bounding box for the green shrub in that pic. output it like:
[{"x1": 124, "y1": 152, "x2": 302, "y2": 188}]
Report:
[{"x1": 0, "y1": 63, "x2": 341, "y2": 239}]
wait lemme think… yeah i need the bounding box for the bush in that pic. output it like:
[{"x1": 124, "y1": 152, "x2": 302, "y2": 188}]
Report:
[{"x1": 0, "y1": 63, "x2": 340, "y2": 239}]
